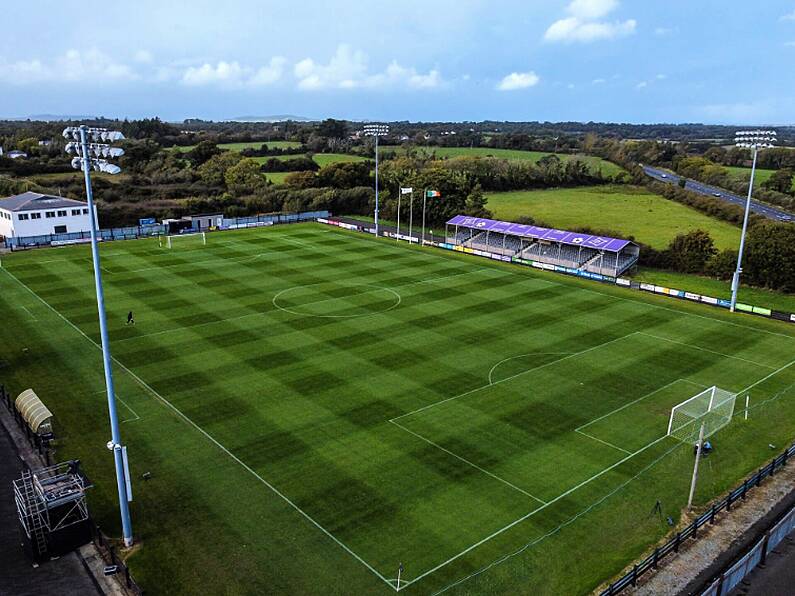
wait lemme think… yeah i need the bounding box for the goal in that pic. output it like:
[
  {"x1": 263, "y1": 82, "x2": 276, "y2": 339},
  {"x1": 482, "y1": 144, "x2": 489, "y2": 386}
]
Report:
[
  {"x1": 159, "y1": 232, "x2": 206, "y2": 248},
  {"x1": 667, "y1": 386, "x2": 737, "y2": 443}
]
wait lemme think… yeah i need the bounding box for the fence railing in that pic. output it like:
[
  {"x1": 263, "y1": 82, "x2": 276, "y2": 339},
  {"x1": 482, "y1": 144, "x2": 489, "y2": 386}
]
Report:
[
  {"x1": 91, "y1": 520, "x2": 144, "y2": 595},
  {"x1": 7, "y1": 210, "x2": 330, "y2": 249},
  {"x1": 600, "y1": 441, "x2": 795, "y2": 595},
  {"x1": 700, "y1": 499, "x2": 795, "y2": 596}
]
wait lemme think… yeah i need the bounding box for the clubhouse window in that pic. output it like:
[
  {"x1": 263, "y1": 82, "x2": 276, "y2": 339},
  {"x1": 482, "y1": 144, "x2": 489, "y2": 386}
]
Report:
[
  {"x1": 46, "y1": 211, "x2": 55, "y2": 218},
  {"x1": 18, "y1": 214, "x2": 29, "y2": 220},
  {"x1": 31, "y1": 213, "x2": 41, "y2": 219}
]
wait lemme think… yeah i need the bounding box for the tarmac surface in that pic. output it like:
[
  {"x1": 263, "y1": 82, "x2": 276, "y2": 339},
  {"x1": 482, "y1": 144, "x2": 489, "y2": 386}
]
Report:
[{"x1": 0, "y1": 411, "x2": 101, "y2": 596}]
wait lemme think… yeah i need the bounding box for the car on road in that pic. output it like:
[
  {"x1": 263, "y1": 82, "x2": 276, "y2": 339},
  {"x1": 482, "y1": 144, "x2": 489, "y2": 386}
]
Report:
[
  {"x1": 712, "y1": 192, "x2": 721, "y2": 197},
  {"x1": 661, "y1": 174, "x2": 667, "y2": 178}
]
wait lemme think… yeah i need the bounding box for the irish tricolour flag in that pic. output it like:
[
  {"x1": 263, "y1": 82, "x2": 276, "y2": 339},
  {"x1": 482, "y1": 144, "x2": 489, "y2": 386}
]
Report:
[{"x1": 426, "y1": 190, "x2": 441, "y2": 198}]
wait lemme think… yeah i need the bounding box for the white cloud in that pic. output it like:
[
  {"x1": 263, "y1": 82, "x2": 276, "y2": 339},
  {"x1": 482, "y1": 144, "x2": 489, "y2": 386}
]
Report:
[
  {"x1": 496, "y1": 71, "x2": 540, "y2": 91},
  {"x1": 249, "y1": 57, "x2": 287, "y2": 86},
  {"x1": 544, "y1": 0, "x2": 636, "y2": 43},
  {"x1": 181, "y1": 57, "x2": 286, "y2": 88},
  {"x1": 785, "y1": 41, "x2": 795, "y2": 47},
  {"x1": 592, "y1": 78, "x2": 606, "y2": 84},
  {"x1": 294, "y1": 44, "x2": 443, "y2": 91},
  {"x1": 656, "y1": 73, "x2": 666, "y2": 80},
  {"x1": 780, "y1": 9, "x2": 795, "y2": 21},
  {"x1": 635, "y1": 81, "x2": 648, "y2": 89},
  {"x1": 568, "y1": 0, "x2": 618, "y2": 20},
  {"x1": 0, "y1": 49, "x2": 137, "y2": 84},
  {"x1": 133, "y1": 50, "x2": 153, "y2": 64}
]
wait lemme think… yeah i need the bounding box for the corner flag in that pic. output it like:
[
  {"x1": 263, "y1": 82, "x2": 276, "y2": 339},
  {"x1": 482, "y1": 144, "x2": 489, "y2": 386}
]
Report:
[{"x1": 426, "y1": 190, "x2": 441, "y2": 198}]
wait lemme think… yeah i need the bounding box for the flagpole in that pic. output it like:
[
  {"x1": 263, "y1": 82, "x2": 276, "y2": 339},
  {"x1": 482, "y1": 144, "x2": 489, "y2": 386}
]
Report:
[
  {"x1": 396, "y1": 186, "x2": 402, "y2": 242},
  {"x1": 422, "y1": 187, "x2": 427, "y2": 246},
  {"x1": 408, "y1": 190, "x2": 414, "y2": 244},
  {"x1": 397, "y1": 563, "x2": 403, "y2": 592}
]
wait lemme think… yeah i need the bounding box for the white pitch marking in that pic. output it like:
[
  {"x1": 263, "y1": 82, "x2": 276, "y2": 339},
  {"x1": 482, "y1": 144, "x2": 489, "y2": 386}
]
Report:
[
  {"x1": 488, "y1": 353, "x2": 575, "y2": 385},
  {"x1": 391, "y1": 420, "x2": 547, "y2": 505},
  {"x1": 398, "y1": 432, "x2": 673, "y2": 589},
  {"x1": 575, "y1": 378, "x2": 706, "y2": 432},
  {"x1": 21, "y1": 305, "x2": 38, "y2": 321},
  {"x1": 637, "y1": 331, "x2": 778, "y2": 370},
  {"x1": 574, "y1": 430, "x2": 632, "y2": 455},
  {"x1": 1, "y1": 266, "x2": 396, "y2": 591},
  {"x1": 392, "y1": 332, "x2": 640, "y2": 423}
]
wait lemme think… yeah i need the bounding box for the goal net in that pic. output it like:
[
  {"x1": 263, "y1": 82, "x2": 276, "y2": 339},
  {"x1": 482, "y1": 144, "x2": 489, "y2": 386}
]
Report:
[
  {"x1": 667, "y1": 386, "x2": 737, "y2": 443},
  {"x1": 160, "y1": 232, "x2": 206, "y2": 248}
]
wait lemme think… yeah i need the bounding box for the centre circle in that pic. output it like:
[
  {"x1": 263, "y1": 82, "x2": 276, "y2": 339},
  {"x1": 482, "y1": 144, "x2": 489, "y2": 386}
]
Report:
[{"x1": 272, "y1": 282, "x2": 401, "y2": 318}]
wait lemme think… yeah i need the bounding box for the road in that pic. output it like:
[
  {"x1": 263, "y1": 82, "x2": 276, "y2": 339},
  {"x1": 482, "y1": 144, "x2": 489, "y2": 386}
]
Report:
[{"x1": 641, "y1": 165, "x2": 794, "y2": 222}]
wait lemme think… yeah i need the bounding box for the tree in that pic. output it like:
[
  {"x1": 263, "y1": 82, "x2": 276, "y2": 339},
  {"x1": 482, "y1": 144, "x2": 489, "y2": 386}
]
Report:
[
  {"x1": 284, "y1": 171, "x2": 318, "y2": 189},
  {"x1": 186, "y1": 141, "x2": 222, "y2": 166},
  {"x1": 316, "y1": 119, "x2": 348, "y2": 140},
  {"x1": 762, "y1": 168, "x2": 793, "y2": 194},
  {"x1": 744, "y1": 222, "x2": 795, "y2": 292},
  {"x1": 224, "y1": 158, "x2": 267, "y2": 194},
  {"x1": 464, "y1": 184, "x2": 491, "y2": 218},
  {"x1": 666, "y1": 230, "x2": 717, "y2": 273},
  {"x1": 704, "y1": 249, "x2": 738, "y2": 280},
  {"x1": 317, "y1": 161, "x2": 372, "y2": 189},
  {"x1": 197, "y1": 151, "x2": 242, "y2": 186}
]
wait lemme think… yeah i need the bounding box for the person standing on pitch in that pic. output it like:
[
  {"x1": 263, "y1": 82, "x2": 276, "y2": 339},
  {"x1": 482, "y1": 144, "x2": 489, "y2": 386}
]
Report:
[{"x1": 127, "y1": 311, "x2": 135, "y2": 325}]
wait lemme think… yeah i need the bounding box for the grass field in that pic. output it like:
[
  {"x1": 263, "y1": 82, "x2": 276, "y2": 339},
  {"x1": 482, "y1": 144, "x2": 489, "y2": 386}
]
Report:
[
  {"x1": 486, "y1": 185, "x2": 742, "y2": 250},
  {"x1": 382, "y1": 146, "x2": 624, "y2": 177},
  {"x1": 725, "y1": 165, "x2": 795, "y2": 192},
  {"x1": 265, "y1": 171, "x2": 291, "y2": 184},
  {"x1": 173, "y1": 141, "x2": 302, "y2": 152},
  {"x1": 630, "y1": 268, "x2": 795, "y2": 314},
  {"x1": 1, "y1": 225, "x2": 794, "y2": 595}
]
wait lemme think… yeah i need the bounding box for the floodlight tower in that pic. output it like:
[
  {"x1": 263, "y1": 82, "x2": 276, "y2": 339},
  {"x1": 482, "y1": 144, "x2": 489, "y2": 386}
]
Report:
[
  {"x1": 363, "y1": 124, "x2": 389, "y2": 236},
  {"x1": 730, "y1": 130, "x2": 776, "y2": 312},
  {"x1": 63, "y1": 125, "x2": 134, "y2": 547}
]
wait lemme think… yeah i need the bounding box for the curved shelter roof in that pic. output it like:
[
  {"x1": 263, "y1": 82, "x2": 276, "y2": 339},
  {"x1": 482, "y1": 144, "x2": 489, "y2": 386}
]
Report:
[
  {"x1": 446, "y1": 215, "x2": 634, "y2": 253},
  {"x1": 15, "y1": 389, "x2": 53, "y2": 435}
]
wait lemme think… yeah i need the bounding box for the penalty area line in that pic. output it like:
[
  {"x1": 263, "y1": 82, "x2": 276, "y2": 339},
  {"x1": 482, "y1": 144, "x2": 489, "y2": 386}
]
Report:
[
  {"x1": 399, "y1": 431, "x2": 672, "y2": 589},
  {"x1": 0, "y1": 266, "x2": 396, "y2": 591},
  {"x1": 390, "y1": 419, "x2": 547, "y2": 505},
  {"x1": 574, "y1": 430, "x2": 631, "y2": 455}
]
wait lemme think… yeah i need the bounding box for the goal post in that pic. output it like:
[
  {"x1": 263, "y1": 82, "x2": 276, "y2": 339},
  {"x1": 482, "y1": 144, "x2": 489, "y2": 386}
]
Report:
[
  {"x1": 667, "y1": 386, "x2": 737, "y2": 444},
  {"x1": 161, "y1": 232, "x2": 206, "y2": 249},
  {"x1": 668, "y1": 386, "x2": 738, "y2": 509}
]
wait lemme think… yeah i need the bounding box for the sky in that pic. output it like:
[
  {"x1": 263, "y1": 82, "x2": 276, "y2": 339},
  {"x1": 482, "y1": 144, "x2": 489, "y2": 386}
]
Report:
[{"x1": 2, "y1": 0, "x2": 795, "y2": 124}]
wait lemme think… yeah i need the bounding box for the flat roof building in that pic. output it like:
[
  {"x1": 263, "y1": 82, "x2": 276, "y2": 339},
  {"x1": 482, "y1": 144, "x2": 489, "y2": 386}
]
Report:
[{"x1": 0, "y1": 192, "x2": 97, "y2": 240}]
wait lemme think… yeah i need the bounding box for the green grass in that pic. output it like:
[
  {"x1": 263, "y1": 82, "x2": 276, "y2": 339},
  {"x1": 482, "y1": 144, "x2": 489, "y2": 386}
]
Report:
[
  {"x1": 174, "y1": 140, "x2": 302, "y2": 152},
  {"x1": 630, "y1": 267, "x2": 795, "y2": 313},
  {"x1": 486, "y1": 185, "x2": 742, "y2": 250},
  {"x1": 265, "y1": 172, "x2": 291, "y2": 185},
  {"x1": 253, "y1": 153, "x2": 368, "y2": 167},
  {"x1": 1, "y1": 225, "x2": 794, "y2": 595},
  {"x1": 725, "y1": 165, "x2": 795, "y2": 192},
  {"x1": 382, "y1": 146, "x2": 623, "y2": 176},
  {"x1": 313, "y1": 153, "x2": 368, "y2": 167}
]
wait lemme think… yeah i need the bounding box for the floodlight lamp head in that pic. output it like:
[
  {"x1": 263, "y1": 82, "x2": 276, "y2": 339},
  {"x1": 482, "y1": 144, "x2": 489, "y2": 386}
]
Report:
[{"x1": 71, "y1": 157, "x2": 82, "y2": 170}]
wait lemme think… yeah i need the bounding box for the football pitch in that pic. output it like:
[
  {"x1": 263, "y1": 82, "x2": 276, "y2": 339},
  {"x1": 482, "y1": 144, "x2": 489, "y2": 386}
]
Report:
[{"x1": 1, "y1": 224, "x2": 794, "y2": 595}]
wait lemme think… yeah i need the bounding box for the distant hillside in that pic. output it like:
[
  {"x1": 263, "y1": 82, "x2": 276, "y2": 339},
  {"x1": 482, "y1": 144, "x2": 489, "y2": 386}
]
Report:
[{"x1": 226, "y1": 115, "x2": 315, "y2": 122}]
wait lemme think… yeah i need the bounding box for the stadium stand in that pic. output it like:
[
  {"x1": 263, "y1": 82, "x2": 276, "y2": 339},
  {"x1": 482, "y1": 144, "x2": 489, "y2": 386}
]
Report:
[{"x1": 445, "y1": 215, "x2": 639, "y2": 276}]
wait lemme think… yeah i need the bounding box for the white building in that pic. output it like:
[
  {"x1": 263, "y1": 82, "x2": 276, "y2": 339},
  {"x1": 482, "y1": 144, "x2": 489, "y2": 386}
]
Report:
[{"x1": 0, "y1": 192, "x2": 97, "y2": 239}]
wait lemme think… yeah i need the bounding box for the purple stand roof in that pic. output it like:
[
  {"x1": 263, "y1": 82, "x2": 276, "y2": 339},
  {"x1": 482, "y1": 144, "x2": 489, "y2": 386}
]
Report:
[{"x1": 446, "y1": 215, "x2": 633, "y2": 253}]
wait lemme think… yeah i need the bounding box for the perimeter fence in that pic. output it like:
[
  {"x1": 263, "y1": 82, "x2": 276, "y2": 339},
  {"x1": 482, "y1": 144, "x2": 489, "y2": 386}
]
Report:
[
  {"x1": 600, "y1": 441, "x2": 795, "y2": 595},
  {"x1": 6, "y1": 210, "x2": 329, "y2": 249}
]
